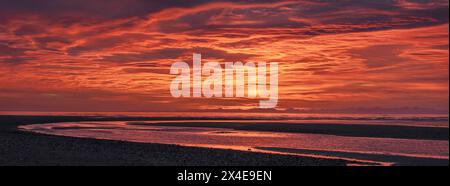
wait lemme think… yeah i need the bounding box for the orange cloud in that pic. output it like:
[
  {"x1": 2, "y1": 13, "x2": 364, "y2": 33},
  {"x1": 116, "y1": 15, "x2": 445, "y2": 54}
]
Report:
[{"x1": 0, "y1": 0, "x2": 448, "y2": 113}]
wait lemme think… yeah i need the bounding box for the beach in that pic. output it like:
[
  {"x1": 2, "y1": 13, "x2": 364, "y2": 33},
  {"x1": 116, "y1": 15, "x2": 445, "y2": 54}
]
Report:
[
  {"x1": 1, "y1": 115, "x2": 448, "y2": 166},
  {"x1": 0, "y1": 115, "x2": 351, "y2": 166}
]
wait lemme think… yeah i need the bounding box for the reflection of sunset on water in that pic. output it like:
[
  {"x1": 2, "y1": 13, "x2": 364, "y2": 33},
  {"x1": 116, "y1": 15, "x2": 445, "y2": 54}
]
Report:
[{"x1": 20, "y1": 120, "x2": 449, "y2": 166}]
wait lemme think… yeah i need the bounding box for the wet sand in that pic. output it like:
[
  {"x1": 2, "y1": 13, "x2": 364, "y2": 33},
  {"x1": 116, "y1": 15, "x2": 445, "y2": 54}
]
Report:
[
  {"x1": 256, "y1": 147, "x2": 449, "y2": 166},
  {"x1": 133, "y1": 121, "x2": 448, "y2": 140},
  {"x1": 0, "y1": 115, "x2": 351, "y2": 166}
]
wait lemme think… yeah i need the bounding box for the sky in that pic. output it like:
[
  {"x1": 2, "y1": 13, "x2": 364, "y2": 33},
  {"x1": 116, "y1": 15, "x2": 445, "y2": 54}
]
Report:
[{"x1": 0, "y1": 0, "x2": 448, "y2": 114}]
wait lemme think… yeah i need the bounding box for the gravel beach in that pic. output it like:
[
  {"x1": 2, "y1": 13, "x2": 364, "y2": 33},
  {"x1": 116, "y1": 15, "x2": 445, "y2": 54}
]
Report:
[{"x1": 0, "y1": 115, "x2": 350, "y2": 166}]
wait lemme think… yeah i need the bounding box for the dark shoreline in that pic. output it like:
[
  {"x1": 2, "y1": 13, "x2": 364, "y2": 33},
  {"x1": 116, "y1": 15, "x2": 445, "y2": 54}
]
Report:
[{"x1": 0, "y1": 115, "x2": 352, "y2": 166}]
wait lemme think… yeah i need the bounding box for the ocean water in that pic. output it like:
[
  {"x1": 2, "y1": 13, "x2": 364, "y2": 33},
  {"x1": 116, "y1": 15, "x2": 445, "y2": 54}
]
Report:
[{"x1": 3, "y1": 111, "x2": 449, "y2": 127}]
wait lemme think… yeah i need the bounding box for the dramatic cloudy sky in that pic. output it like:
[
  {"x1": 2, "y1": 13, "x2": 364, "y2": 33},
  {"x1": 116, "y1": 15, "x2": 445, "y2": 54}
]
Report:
[{"x1": 0, "y1": 0, "x2": 448, "y2": 113}]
